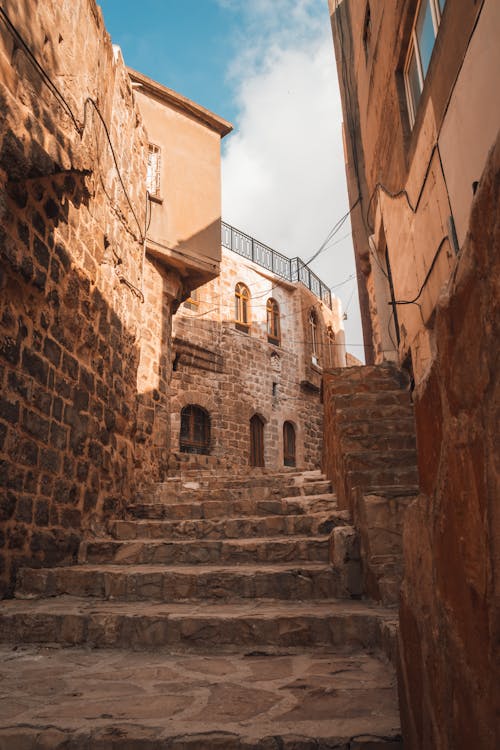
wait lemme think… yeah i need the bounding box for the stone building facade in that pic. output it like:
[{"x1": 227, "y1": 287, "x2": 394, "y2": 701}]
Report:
[
  {"x1": 328, "y1": 1, "x2": 499, "y2": 748},
  {"x1": 170, "y1": 232, "x2": 346, "y2": 473},
  {"x1": 0, "y1": 0, "x2": 229, "y2": 596}
]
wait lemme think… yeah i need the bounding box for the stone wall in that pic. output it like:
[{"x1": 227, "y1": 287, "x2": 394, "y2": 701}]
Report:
[
  {"x1": 0, "y1": 0, "x2": 159, "y2": 596},
  {"x1": 398, "y1": 135, "x2": 500, "y2": 750},
  {"x1": 170, "y1": 247, "x2": 345, "y2": 472}
]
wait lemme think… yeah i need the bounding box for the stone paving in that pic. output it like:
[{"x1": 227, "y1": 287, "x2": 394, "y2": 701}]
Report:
[
  {"x1": 0, "y1": 470, "x2": 403, "y2": 748},
  {"x1": 0, "y1": 645, "x2": 401, "y2": 749}
]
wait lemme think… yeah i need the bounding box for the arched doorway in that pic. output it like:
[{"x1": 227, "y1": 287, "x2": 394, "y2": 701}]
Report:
[
  {"x1": 283, "y1": 421, "x2": 296, "y2": 467},
  {"x1": 180, "y1": 405, "x2": 210, "y2": 454},
  {"x1": 249, "y1": 414, "x2": 265, "y2": 467}
]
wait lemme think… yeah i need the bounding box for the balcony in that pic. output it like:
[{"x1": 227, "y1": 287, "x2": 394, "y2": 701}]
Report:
[{"x1": 221, "y1": 221, "x2": 332, "y2": 309}]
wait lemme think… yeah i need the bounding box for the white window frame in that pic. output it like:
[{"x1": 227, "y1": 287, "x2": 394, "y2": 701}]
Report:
[
  {"x1": 404, "y1": 0, "x2": 445, "y2": 127},
  {"x1": 146, "y1": 143, "x2": 161, "y2": 198}
]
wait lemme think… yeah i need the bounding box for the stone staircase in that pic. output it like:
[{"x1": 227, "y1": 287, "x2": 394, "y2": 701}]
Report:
[
  {"x1": 0, "y1": 470, "x2": 402, "y2": 749},
  {"x1": 323, "y1": 364, "x2": 419, "y2": 605}
]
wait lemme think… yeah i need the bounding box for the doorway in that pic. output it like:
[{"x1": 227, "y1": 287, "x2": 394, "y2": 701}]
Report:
[
  {"x1": 250, "y1": 414, "x2": 265, "y2": 467},
  {"x1": 283, "y1": 421, "x2": 296, "y2": 467}
]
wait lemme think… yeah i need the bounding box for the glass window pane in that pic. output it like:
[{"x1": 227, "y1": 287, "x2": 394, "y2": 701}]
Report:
[
  {"x1": 416, "y1": 0, "x2": 436, "y2": 78},
  {"x1": 407, "y1": 48, "x2": 422, "y2": 118}
]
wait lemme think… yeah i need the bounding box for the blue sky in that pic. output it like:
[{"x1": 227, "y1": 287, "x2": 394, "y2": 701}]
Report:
[
  {"x1": 98, "y1": 0, "x2": 364, "y2": 357},
  {"x1": 98, "y1": 0, "x2": 239, "y2": 124}
]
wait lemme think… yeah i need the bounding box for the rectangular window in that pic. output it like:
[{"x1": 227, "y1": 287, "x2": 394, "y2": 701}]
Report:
[
  {"x1": 184, "y1": 289, "x2": 199, "y2": 312},
  {"x1": 404, "y1": 0, "x2": 445, "y2": 127},
  {"x1": 146, "y1": 143, "x2": 161, "y2": 197}
]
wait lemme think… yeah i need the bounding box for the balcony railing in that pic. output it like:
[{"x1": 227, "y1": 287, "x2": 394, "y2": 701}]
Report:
[{"x1": 221, "y1": 221, "x2": 332, "y2": 309}]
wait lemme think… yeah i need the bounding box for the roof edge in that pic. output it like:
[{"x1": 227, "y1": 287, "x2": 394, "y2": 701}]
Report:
[{"x1": 128, "y1": 67, "x2": 233, "y2": 138}]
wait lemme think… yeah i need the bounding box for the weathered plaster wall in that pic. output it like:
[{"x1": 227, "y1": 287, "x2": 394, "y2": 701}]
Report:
[
  {"x1": 170, "y1": 247, "x2": 345, "y2": 472},
  {"x1": 0, "y1": 0, "x2": 155, "y2": 596},
  {"x1": 398, "y1": 135, "x2": 500, "y2": 750}
]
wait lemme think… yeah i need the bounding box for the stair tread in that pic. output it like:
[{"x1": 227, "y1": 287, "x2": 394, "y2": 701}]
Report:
[
  {"x1": 21, "y1": 561, "x2": 335, "y2": 575},
  {"x1": 85, "y1": 535, "x2": 330, "y2": 547},
  {"x1": 2, "y1": 594, "x2": 396, "y2": 617},
  {"x1": 0, "y1": 644, "x2": 401, "y2": 747}
]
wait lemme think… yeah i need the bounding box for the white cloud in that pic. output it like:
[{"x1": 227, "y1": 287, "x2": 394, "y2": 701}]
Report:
[{"x1": 219, "y1": 0, "x2": 364, "y2": 358}]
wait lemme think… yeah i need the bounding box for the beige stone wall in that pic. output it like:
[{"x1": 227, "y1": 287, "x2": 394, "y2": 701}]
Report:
[
  {"x1": 170, "y1": 247, "x2": 345, "y2": 472},
  {"x1": 329, "y1": 0, "x2": 498, "y2": 384}
]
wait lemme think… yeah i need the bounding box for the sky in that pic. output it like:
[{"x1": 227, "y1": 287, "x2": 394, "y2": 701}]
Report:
[{"x1": 98, "y1": 0, "x2": 363, "y2": 358}]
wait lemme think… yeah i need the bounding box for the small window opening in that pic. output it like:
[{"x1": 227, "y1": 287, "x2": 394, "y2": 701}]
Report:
[
  {"x1": 272, "y1": 382, "x2": 278, "y2": 397},
  {"x1": 146, "y1": 143, "x2": 161, "y2": 198},
  {"x1": 309, "y1": 309, "x2": 319, "y2": 366},
  {"x1": 184, "y1": 288, "x2": 199, "y2": 312}
]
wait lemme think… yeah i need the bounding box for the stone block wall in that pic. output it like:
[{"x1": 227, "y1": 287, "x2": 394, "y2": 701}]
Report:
[
  {"x1": 398, "y1": 134, "x2": 500, "y2": 750},
  {"x1": 169, "y1": 247, "x2": 345, "y2": 472},
  {"x1": 0, "y1": 0, "x2": 167, "y2": 596}
]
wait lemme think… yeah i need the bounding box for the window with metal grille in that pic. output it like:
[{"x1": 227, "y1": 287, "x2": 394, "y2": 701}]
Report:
[
  {"x1": 235, "y1": 282, "x2": 251, "y2": 333},
  {"x1": 266, "y1": 298, "x2": 280, "y2": 345},
  {"x1": 180, "y1": 405, "x2": 210, "y2": 454},
  {"x1": 283, "y1": 421, "x2": 296, "y2": 467},
  {"x1": 404, "y1": 0, "x2": 446, "y2": 127},
  {"x1": 146, "y1": 143, "x2": 161, "y2": 198}
]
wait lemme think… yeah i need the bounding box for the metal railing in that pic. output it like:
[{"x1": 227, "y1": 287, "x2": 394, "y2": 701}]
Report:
[{"x1": 221, "y1": 221, "x2": 332, "y2": 309}]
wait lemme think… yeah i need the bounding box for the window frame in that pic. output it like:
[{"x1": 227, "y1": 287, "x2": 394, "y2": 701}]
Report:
[
  {"x1": 309, "y1": 309, "x2": 319, "y2": 366},
  {"x1": 180, "y1": 405, "x2": 210, "y2": 455},
  {"x1": 183, "y1": 288, "x2": 199, "y2": 312},
  {"x1": 266, "y1": 298, "x2": 281, "y2": 345},
  {"x1": 235, "y1": 282, "x2": 251, "y2": 333},
  {"x1": 146, "y1": 143, "x2": 161, "y2": 199},
  {"x1": 404, "y1": 0, "x2": 445, "y2": 127}
]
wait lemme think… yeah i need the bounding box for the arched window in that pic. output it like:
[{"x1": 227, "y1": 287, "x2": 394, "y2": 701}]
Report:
[
  {"x1": 266, "y1": 298, "x2": 280, "y2": 345},
  {"x1": 249, "y1": 414, "x2": 265, "y2": 467},
  {"x1": 309, "y1": 309, "x2": 319, "y2": 365},
  {"x1": 235, "y1": 283, "x2": 250, "y2": 333},
  {"x1": 283, "y1": 421, "x2": 296, "y2": 467},
  {"x1": 180, "y1": 405, "x2": 210, "y2": 454}
]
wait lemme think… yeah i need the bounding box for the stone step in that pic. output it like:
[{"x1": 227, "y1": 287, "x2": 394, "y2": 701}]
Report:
[
  {"x1": 0, "y1": 597, "x2": 398, "y2": 652},
  {"x1": 149, "y1": 478, "x2": 333, "y2": 505},
  {"x1": 334, "y1": 404, "x2": 413, "y2": 424},
  {"x1": 347, "y1": 466, "x2": 419, "y2": 491},
  {"x1": 340, "y1": 431, "x2": 416, "y2": 452},
  {"x1": 325, "y1": 363, "x2": 410, "y2": 393},
  {"x1": 330, "y1": 390, "x2": 411, "y2": 410},
  {"x1": 336, "y1": 417, "x2": 415, "y2": 439},
  {"x1": 78, "y1": 535, "x2": 330, "y2": 566},
  {"x1": 344, "y1": 449, "x2": 417, "y2": 473},
  {"x1": 0, "y1": 644, "x2": 402, "y2": 749},
  {"x1": 109, "y1": 511, "x2": 347, "y2": 541},
  {"x1": 16, "y1": 562, "x2": 344, "y2": 602},
  {"x1": 127, "y1": 493, "x2": 337, "y2": 521}
]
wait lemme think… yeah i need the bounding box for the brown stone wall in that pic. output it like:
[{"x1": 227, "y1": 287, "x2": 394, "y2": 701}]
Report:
[
  {"x1": 169, "y1": 247, "x2": 345, "y2": 472},
  {"x1": 0, "y1": 0, "x2": 155, "y2": 596},
  {"x1": 398, "y1": 136, "x2": 500, "y2": 750}
]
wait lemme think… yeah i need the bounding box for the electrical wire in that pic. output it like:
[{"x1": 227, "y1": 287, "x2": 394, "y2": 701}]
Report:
[
  {"x1": 0, "y1": 7, "x2": 145, "y2": 245},
  {"x1": 305, "y1": 198, "x2": 360, "y2": 265}
]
